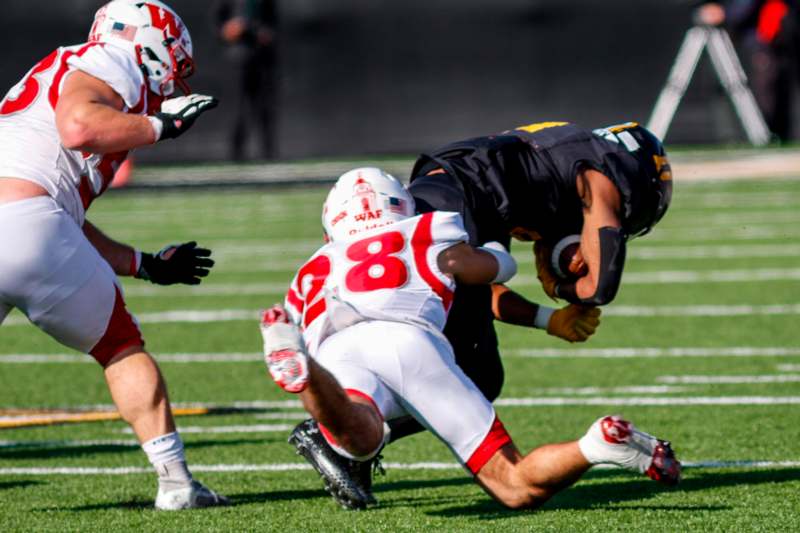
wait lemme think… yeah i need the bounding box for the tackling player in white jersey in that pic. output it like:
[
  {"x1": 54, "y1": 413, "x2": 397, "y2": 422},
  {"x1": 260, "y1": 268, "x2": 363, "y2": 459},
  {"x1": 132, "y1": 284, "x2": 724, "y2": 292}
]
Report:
[
  {"x1": 0, "y1": 1, "x2": 225, "y2": 510},
  {"x1": 260, "y1": 168, "x2": 682, "y2": 510}
]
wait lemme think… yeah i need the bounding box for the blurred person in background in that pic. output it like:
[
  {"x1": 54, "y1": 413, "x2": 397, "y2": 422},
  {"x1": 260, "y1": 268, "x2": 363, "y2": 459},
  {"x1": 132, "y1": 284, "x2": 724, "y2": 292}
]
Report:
[
  {"x1": 697, "y1": 0, "x2": 800, "y2": 141},
  {"x1": 0, "y1": 0, "x2": 225, "y2": 510},
  {"x1": 215, "y1": 0, "x2": 278, "y2": 160}
]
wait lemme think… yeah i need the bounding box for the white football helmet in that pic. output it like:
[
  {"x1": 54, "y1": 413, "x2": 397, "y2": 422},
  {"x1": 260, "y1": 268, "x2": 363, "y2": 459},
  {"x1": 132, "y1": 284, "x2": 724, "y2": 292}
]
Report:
[
  {"x1": 89, "y1": 0, "x2": 194, "y2": 97},
  {"x1": 322, "y1": 167, "x2": 416, "y2": 242}
]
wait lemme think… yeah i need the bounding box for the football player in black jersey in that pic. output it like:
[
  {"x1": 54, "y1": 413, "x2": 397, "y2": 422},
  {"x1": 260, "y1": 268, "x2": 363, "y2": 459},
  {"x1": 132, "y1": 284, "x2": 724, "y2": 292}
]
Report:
[
  {"x1": 288, "y1": 121, "x2": 673, "y2": 509},
  {"x1": 407, "y1": 121, "x2": 672, "y2": 400}
]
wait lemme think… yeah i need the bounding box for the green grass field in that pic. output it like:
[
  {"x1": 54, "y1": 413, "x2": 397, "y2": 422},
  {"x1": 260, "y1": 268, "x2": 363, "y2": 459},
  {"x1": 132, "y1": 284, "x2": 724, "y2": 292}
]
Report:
[{"x1": 1, "y1": 176, "x2": 799, "y2": 531}]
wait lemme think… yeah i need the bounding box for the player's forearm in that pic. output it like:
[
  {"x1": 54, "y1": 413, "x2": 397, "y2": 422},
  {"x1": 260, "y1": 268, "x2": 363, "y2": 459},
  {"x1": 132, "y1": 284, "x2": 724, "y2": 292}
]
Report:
[
  {"x1": 58, "y1": 102, "x2": 156, "y2": 153},
  {"x1": 559, "y1": 227, "x2": 626, "y2": 305},
  {"x1": 491, "y1": 284, "x2": 538, "y2": 327},
  {"x1": 83, "y1": 220, "x2": 138, "y2": 276}
]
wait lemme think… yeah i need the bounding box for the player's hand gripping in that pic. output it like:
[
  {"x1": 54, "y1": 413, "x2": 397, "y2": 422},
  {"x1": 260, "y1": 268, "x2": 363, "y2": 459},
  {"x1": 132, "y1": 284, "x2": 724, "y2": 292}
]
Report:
[
  {"x1": 137, "y1": 242, "x2": 214, "y2": 285},
  {"x1": 546, "y1": 304, "x2": 601, "y2": 343},
  {"x1": 152, "y1": 94, "x2": 219, "y2": 140},
  {"x1": 534, "y1": 241, "x2": 559, "y2": 301}
]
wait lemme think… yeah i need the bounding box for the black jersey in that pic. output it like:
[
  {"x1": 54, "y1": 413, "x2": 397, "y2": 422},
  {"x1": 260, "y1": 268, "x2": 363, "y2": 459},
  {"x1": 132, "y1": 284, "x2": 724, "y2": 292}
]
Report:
[{"x1": 409, "y1": 122, "x2": 672, "y2": 245}]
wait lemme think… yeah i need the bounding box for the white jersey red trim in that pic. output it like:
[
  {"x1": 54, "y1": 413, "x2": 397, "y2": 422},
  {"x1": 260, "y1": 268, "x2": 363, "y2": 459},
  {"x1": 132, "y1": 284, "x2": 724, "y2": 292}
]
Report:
[
  {"x1": 0, "y1": 42, "x2": 154, "y2": 225},
  {"x1": 284, "y1": 211, "x2": 468, "y2": 355}
]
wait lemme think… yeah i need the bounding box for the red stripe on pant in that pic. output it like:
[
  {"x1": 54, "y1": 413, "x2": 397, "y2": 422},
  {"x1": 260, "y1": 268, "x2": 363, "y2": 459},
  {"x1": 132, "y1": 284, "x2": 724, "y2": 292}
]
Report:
[
  {"x1": 90, "y1": 286, "x2": 144, "y2": 366},
  {"x1": 466, "y1": 416, "x2": 513, "y2": 475}
]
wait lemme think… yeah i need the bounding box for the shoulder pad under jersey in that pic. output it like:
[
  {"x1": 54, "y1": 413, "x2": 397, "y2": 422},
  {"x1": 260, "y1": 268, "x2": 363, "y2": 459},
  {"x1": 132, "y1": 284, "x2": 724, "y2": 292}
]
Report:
[
  {"x1": 427, "y1": 211, "x2": 469, "y2": 245},
  {"x1": 67, "y1": 43, "x2": 145, "y2": 110}
]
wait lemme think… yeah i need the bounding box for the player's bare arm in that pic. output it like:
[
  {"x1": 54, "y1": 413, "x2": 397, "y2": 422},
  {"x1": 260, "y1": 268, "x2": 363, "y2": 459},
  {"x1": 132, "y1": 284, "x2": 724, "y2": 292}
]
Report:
[
  {"x1": 56, "y1": 71, "x2": 156, "y2": 152},
  {"x1": 491, "y1": 283, "x2": 601, "y2": 343},
  {"x1": 82, "y1": 220, "x2": 138, "y2": 275},
  {"x1": 556, "y1": 168, "x2": 625, "y2": 305},
  {"x1": 436, "y1": 242, "x2": 516, "y2": 284},
  {"x1": 83, "y1": 219, "x2": 215, "y2": 284},
  {"x1": 56, "y1": 71, "x2": 219, "y2": 154}
]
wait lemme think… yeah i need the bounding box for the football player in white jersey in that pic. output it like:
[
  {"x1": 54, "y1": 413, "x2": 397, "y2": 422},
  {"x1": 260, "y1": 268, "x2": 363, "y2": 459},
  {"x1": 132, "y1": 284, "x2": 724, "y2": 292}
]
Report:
[
  {"x1": 260, "y1": 168, "x2": 682, "y2": 510},
  {"x1": 0, "y1": 1, "x2": 226, "y2": 510}
]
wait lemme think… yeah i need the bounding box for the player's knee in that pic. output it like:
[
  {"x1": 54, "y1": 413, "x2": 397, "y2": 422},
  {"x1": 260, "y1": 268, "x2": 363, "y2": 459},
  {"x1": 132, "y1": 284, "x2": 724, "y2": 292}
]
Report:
[
  {"x1": 335, "y1": 432, "x2": 382, "y2": 459},
  {"x1": 320, "y1": 422, "x2": 384, "y2": 461}
]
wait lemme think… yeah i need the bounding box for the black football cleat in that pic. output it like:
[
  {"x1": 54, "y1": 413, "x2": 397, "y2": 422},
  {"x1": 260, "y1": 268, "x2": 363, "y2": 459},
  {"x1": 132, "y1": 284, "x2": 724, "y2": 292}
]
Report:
[{"x1": 288, "y1": 419, "x2": 377, "y2": 510}]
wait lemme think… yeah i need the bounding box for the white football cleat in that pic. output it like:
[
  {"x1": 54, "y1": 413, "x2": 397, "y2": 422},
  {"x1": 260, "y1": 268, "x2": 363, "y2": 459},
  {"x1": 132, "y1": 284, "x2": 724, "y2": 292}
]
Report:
[
  {"x1": 155, "y1": 480, "x2": 230, "y2": 510},
  {"x1": 260, "y1": 305, "x2": 309, "y2": 393},
  {"x1": 579, "y1": 415, "x2": 681, "y2": 485}
]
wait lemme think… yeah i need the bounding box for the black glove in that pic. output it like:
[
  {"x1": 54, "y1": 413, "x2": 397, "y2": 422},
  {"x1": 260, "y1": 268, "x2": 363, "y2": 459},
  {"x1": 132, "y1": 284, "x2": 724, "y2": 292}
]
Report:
[
  {"x1": 154, "y1": 94, "x2": 219, "y2": 140},
  {"x1": 137, "y1": 242, "x2": 214, "y2": 285}
]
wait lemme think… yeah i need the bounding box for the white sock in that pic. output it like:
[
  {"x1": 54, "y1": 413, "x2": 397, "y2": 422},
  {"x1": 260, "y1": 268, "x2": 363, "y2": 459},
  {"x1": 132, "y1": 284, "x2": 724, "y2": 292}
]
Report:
[{"x1": 142, "y1": 432, "x2": 192, "y2": 491}]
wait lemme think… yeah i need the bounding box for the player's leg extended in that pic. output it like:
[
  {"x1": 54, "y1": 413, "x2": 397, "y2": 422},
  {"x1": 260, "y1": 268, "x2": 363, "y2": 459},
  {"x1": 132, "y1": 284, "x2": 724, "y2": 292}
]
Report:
[
  {"x1": 0, "y1": 199, "x2": 227, "y2": 510},
  {"x1": 476, "y1": 416, "x2": 682, "y2": 509},
  {"x1": 476, "y1": 441, "x2": 590, "y2": 509},
  {"x1": 384, "y1": 324, "x2": 681, "y2": 509}
]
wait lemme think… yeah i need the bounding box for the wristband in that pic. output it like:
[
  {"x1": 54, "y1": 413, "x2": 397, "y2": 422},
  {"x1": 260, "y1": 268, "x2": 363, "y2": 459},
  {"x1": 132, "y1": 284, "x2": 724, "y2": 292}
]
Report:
[
  {"x1": 533, "y1": 304, "x2": 555, "y2": 329},
  {"x1": 147, "y1": 116, "x2": 164, "y2": 142},
  {"x1": 130, "y1": 249, "x2": 142, "y2": 277},
  {"x1": 479, "y1": 241, "x2": 518, "y2": 283}
]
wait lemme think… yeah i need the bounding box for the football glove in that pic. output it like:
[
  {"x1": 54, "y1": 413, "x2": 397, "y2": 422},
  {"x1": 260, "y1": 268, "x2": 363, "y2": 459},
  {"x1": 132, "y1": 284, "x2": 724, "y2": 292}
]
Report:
[
  {"x1": 153, "y1": 94, "x2": 219, "y2": 141},
  {"x1": 137, "y1": 242, "x2": 214, "y2": 285},
  {"x1": 547, "y1": 304, "x2": 601, "y2": 343},
  {"x1": 534, "y1": 241, "x2": 559, "y2": 301}
]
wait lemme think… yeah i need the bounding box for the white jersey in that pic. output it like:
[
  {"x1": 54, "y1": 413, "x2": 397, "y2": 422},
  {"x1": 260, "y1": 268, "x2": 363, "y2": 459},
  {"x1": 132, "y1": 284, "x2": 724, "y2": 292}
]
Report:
[
  {"x1": 0, "y1": 42, "x2": 153, "y2": 225},
  {"x1": 285, "y1": 211, "x2": 469, "y2": 355}
]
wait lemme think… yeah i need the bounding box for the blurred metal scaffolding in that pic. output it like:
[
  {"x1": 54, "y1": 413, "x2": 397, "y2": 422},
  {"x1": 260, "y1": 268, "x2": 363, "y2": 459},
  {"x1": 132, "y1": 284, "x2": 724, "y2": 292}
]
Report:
[{"x1": 648, "y1": 25, "x2": 772, "y2": 146}]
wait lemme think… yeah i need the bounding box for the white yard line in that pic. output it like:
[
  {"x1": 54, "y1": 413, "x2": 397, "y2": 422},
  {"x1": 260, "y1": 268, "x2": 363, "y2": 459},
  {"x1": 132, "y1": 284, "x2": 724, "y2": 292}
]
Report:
[
  {"x1": 0, "y1": 460, "x2": 797, "y2": 476},
  {"x1": 507, "y1": 346, "x2": 800, "y2": 358},
  {"x1": 494, "y1": 396, "x2": 800, "y2": 406},
  {"x1": 4, "y1": 395, "x2": 799, "y2": 423},
  {"x1": 658, "y1": 374, "x2": 800, "y2": 384},
  {"x1": 253, "y1": 412, "x2": 308, "y2": 420},
  {"x1": 601, "y1": 304, "x2": 800, "y2": 317},
  {"x1": 532, "y1": 386, "x2": 690, "y2": 395},
  {"x1": 120, "y1": 424, "x2": 294, "y2": 435},
  {"x1": 122, "y1": 283, "x2": 289, "y2": 297},
  {"x1": 0, "y1": 400, "x2": 303, "y2": 411},
  {"x1": 2, "y1": 346, "x2": 799, "y2": 364},
  {"x1": 627, "y1": 243, "x2": 800, "y2": 260},
  {"x1": 213, "y1": 240, "x2": 800, "y2": 261},
  {"x1": 116, "y1": 268, "x2": 800, "y2": 298},
  {"x1": 620, "y1": 268, "x2": 800, "y2": 284},
  {"x1": 644, "y1": 226, "x2": 800, "y2": 242},
  {"x1": 0, "y1": 440, "x2": 139, "y2": 449},
  {"x1": 3, "y1": 303, "x2": 798, "y2": 326},
  {"x1": 0, "y1": 353, "x2": 263, "y2": 364}
]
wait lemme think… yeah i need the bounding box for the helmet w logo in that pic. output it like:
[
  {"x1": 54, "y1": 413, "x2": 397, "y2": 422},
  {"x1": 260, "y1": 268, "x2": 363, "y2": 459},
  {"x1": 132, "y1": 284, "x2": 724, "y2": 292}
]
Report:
[{"x1": 145, "y1": 3, "x2": 182, "y2": 38}]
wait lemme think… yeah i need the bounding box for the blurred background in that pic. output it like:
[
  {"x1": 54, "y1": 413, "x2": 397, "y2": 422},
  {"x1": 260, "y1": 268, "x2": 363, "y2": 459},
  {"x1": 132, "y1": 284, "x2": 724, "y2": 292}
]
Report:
[{"x1": 2, "y1": 0, "x2": 798, "y2": 167}]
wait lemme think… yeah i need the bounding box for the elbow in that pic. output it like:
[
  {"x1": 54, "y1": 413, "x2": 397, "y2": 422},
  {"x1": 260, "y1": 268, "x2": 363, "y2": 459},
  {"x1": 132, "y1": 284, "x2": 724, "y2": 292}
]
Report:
[
  {"x1": 57, "y1": 108, "x2": 95, "y2": 151},
  {"x1": 580, "y1": 275, "x2": 621, "y2": 306}
]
